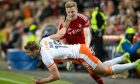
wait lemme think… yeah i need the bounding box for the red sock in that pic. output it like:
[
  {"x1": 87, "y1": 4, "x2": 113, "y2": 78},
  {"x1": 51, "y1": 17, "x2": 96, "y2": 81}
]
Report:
[{"x1": 90, "y1": 74, "x2": 104, "y2": 84}]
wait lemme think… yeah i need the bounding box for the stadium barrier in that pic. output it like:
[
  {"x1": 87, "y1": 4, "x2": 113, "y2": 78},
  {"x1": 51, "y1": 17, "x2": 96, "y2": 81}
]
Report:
[{"x1": 6, "y1": 49, "x2": 39, "y2": 70}]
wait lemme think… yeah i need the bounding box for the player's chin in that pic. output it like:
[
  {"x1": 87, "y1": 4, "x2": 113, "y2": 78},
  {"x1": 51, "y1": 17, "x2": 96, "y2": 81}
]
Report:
[
  {"x1": 72, "y1": 15, "x2": 77, "y2": 19},
  {"x1": 72, "y1": 17, "x2": 76, "y2": 20}
]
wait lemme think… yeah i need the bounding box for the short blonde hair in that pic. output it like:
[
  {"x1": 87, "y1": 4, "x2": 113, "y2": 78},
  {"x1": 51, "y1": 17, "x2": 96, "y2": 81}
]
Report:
[{"x1": 65, "y1": 1, "x2": 77, "y2": 8}]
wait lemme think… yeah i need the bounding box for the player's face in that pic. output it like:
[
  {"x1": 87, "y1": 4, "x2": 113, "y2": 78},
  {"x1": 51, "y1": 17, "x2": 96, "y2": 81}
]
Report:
[{"x1": 66, "y1": 7, "x2": 78, "y2": 20}]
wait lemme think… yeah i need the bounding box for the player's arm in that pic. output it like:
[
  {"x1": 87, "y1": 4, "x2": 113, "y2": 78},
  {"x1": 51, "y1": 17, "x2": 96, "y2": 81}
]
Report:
[
  {"x1": 84, "y1": 27, "x2": 91, "y2": 47},
  {"x1": 50, "y1": 26, "x2": 67, "y2": 40},
  {"x1": 83, "y1": 17, "x2": 91, "y2": 47},
  {"x1": 60, "y1": 38, "x2": 67, "y2": 44},
  {"x1": 50, "y1": 16, "x2": 71, "y2": 41},
  {"x1": 36, "y1": 63, "x2": 60, "y2": 84}
]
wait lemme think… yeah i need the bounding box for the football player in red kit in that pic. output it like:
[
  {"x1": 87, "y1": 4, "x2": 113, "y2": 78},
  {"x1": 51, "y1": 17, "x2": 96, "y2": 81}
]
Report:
[
  {"x1": 59, "y1": 3, "x2": 90, "y2": 47},
  {"x1": 57, "y1": 1, "x2": 104, "y2": 84}
]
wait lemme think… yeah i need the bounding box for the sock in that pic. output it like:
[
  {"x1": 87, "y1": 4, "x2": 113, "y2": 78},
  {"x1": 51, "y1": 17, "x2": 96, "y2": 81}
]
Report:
[
  {"x1": 103, "y1": 56, "x2": 124, "y2": 66},
  {"x1": 90, "y1": 73, "x2": 104, "y2": 84},
  {"x1": 111, "y1": 62, "x2": 136, "y2": 73}
]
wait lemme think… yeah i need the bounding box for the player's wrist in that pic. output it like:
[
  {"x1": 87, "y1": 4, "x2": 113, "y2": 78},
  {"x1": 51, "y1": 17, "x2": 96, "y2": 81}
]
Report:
[
  {"x1": 63, "y1": 22, "x2": 70, "y2": 28},
  {"x1": 65, "y1": 19, "x2": 71, "y2": 22},
  {"x1": 35, "y1": 79, "x2": 43, "y2": 84}
]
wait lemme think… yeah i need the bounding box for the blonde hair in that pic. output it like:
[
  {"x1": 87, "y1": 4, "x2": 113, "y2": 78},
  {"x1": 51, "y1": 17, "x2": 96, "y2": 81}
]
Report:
[{"x1": 65, "y1": 1, "x2": 77, "y2": 8}]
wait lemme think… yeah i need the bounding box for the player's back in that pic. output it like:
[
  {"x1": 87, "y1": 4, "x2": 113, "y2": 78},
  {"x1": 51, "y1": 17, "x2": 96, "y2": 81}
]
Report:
[{"x1": 40, "y1": 37, "x2": 81, "y2": 59}]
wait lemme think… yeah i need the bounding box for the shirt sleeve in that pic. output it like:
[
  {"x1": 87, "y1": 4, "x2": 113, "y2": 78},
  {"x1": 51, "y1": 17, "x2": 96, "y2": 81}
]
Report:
[
  {"x1": 83, "y1": 19, "x2": 89, "y2": 28},
  {"x1": 40, "y1": 48, "x2": 54, "y2": 67}
]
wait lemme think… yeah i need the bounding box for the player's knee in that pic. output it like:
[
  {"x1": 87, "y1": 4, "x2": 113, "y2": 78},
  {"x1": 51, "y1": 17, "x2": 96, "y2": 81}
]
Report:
[
  {"x1": 105, "y1": 67, "x2": 113, "y2": 75},
  {"x1": 94, "y1": 63, "x2": 113, "y2": 76},
  {"x1": 101, "y1": 67, "x2": 113, "y2": 76}
]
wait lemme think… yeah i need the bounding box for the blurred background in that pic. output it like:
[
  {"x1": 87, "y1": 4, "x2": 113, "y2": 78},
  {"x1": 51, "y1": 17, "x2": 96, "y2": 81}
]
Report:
[{"x1": 0, "y1": 0, "x2": 140, "y2": 83}]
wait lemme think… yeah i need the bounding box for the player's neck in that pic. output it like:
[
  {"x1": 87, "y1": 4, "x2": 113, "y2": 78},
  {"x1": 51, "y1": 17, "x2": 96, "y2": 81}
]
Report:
[{"x1": 72, "y1": 14, "x2": 78, "y2": 21}]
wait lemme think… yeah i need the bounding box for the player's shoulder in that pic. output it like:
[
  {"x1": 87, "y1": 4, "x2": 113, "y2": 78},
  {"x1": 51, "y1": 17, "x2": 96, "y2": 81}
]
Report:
[
  {"x1": 40, "y1": 37, "x2": 47, "y2": 42},
  {"x1": 39, "y1": 38, "x2": 45, "y2": 46},
  {"x1": 78, "y1": 13, "x2": 88, "y2": 21},
  {"x1": 40, "y1": 37, "x2": 50, "y2": 44}
]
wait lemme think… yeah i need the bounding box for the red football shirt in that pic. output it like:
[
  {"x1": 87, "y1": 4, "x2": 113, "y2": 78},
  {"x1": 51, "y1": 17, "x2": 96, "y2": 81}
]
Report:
[{"x1": 59, "y1": 14, "x2": 89, "y2": 44}]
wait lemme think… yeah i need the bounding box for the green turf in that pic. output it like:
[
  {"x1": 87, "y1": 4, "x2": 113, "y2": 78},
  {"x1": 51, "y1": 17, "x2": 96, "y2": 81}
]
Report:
[
  {"x1": 0, "y1": 71, "x2": 72, "y2": 84},
  {"x1": 0, "y1": 80, "x2": 17, "y2": 84}
]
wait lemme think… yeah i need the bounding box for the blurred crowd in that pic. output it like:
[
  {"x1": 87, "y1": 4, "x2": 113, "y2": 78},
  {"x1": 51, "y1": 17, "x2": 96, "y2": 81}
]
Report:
[
  {"x1": 0, "y1": 0, "x2": 140, "y2": 79},
  {"x1": 0, "y1": 0, "x2": 140, "y2": 72},
  {"x1": 0, "y1": 0, "x2": 139, "y2": 33}
]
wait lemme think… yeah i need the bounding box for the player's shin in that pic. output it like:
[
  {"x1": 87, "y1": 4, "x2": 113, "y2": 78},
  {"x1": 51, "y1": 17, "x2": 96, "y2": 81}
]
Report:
[
  {"x1": 111, "y1": 63, "x2": 136, "y2": 74},
  {"x1": 89, "y1": 73, "x2": 104, "y2": 84}
]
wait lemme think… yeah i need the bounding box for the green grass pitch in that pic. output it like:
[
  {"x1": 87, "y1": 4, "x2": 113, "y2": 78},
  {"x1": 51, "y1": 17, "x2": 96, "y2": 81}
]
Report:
[{"x1": 0, "y1": 71, "x2": 72, "y2": 84}]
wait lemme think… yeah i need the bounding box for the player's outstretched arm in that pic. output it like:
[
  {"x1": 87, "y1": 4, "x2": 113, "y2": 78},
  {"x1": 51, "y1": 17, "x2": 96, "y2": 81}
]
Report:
[
  {"x1": 50, "y1": 27, "x2": 67, "y2": 40},
  {"x1": 35, "y1": 63, "x2": 60, "y2": 84},
  {"x1": 84, "y1": 28, "x2": 91, "y2": 47},
  {"x1": 50, "y1": 16, "x2": 71, "y2": 41}
]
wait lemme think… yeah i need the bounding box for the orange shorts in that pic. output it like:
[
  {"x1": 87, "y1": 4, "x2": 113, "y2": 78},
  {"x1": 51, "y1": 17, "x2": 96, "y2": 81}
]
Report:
[
  {"x1": 69, "y1": 44, "x2": 99, "y2": 73},
  {"x1": 79, "y1": 44, "x2": 99, "y2": 64},
  {"x1": 55, "y1": 44, "x2": 99, "y2": 73}
]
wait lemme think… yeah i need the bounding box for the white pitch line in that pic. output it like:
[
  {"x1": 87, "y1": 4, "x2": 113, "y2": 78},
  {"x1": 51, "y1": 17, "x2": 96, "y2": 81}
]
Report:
[{"x1": 0, "y1": 77, "x2": 26, "y2": 84}]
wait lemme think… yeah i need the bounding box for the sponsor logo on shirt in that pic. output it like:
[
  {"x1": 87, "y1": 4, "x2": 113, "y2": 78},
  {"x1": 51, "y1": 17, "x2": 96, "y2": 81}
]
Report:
[{"x1": 68, "y1": 28, "x2": 82, "y2": 35}]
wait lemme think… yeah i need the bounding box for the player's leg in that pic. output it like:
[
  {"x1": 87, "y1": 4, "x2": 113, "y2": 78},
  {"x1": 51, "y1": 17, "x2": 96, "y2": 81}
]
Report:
[
  {"x1": 79, "y1": 44, "x2": 112, "y2": 76},
  {"x1": 79, "y1": 44, "x2": 139, "y2": 76},
  {"x1": 89, "y1": 73, "x2": 104, "y2": 84},
  {"x1": 94, "y1": 59, "x2": 140, "y2": 76},
  {"x1": 103, "y1": 53, "x2": 131, "y2": 66},
  {"x1": 79, "y1": 59, "x2": 104, "y2": 84}
]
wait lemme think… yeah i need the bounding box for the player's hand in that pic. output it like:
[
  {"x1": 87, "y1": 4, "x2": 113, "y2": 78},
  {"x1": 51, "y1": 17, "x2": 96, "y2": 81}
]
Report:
[
  {"x1": 66, "y1": 15, "x2": 72, "y2": 21},
  {"x1": 63, "y1": 16, "x2": 71, "y2": 28},
  {"x1": 34, "y1": 77, "x2": 43, "y2": 84}
]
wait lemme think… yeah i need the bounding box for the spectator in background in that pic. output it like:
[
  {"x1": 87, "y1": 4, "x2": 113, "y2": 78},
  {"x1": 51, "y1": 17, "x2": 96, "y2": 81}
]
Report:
[
  {"x1": 133, "y1": 32, "x2": 140, "y2": 60},
  {"x1": 132, "y1": 32, "x2": 140, "y2": 78},
  {"x1": 0, "y1": 29, "x2": 6, "y2": 58},
  {"x1": 116, "y1": 28, "x2": 140, "y2": 61},
  {"x1": 23, "y1": 23, "x2": 39, "y2": 48},
  {"x1": 90, "y1": 3, "x2": 107, "y2": 62},
  {"x1": 0, "y1": 17, "x2": 6, "y2": 29},
  {"x1": 39, "y1": 0, "x2": 62, "y2": 22},
  {"x1": 0, "y1": 21, "x2": 23, "y2": 59},
  {"x1": 7, "y1": 21, "x2": 23, "y2": 49},
  {"x1": 115, "y1": 27, "x2": 140, "y2": 78}
]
